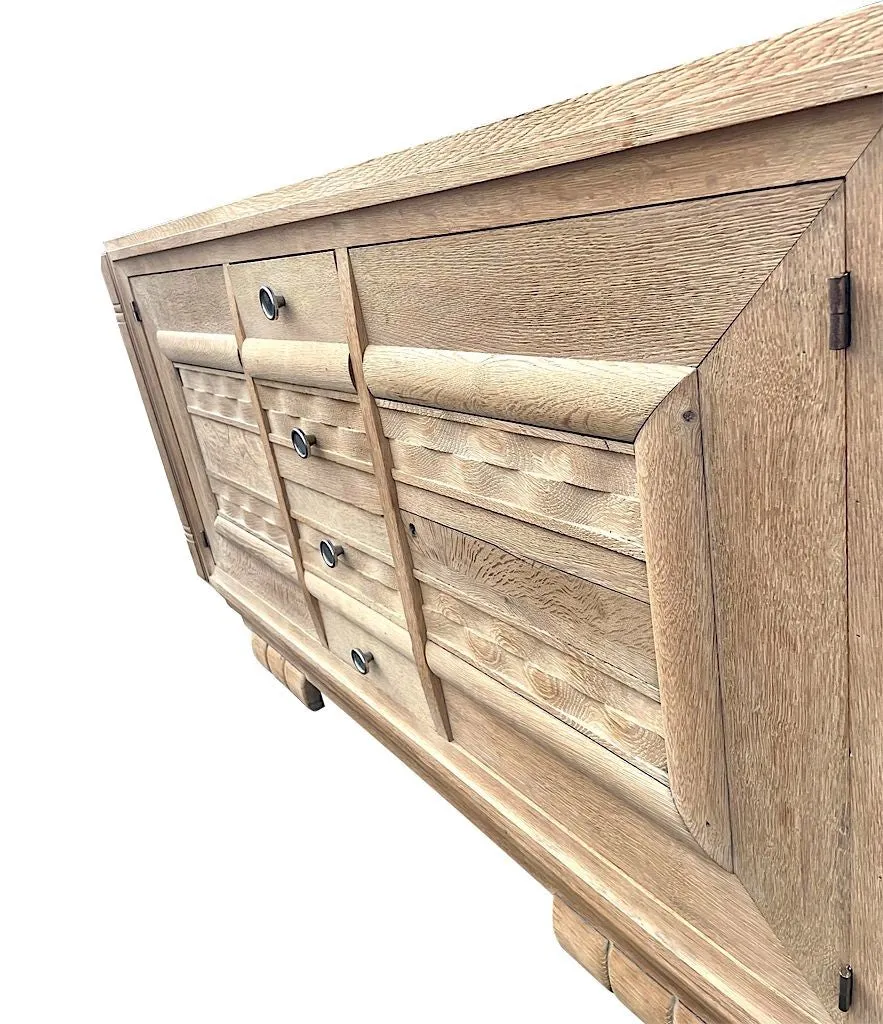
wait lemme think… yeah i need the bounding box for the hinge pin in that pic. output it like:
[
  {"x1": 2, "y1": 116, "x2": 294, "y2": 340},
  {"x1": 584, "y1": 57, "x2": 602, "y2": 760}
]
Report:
[
  {"x1": 838, "y1": 965, "x2": 854, "y2": 1012},
  {"x1": 131, "y1": 299, "x2": 143, "y2": 323},
  {"x1": 828, "y1": 273, "x2": 851, "y2": 350}
]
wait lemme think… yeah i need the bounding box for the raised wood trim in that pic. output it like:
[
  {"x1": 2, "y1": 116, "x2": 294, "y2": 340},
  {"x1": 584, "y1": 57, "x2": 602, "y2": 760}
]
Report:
[
  {"x1": 635, "y1": 374, "x2": 732, "y2": 869},
  {"x1": 335, "y1": 248, "x2": 452, "y2": 738},
  {"x1": 241, "y1": 338, "x2": 354, "y2": 392},
  {"x1": 364, "y1": 347, "x2": 692, "y2": 442},
  {"x1": 845, "y1": 129, "x2": 883, "y2": 1024},
  {"x1": 105, "y1": 8, "x2": 882, "y2": 259},
  {"x1": 155, "y1": 330, "x2": 241, "y2": 372},
  {"x1": 221, "y1": 264, "x2": 328, "y2": 644}
]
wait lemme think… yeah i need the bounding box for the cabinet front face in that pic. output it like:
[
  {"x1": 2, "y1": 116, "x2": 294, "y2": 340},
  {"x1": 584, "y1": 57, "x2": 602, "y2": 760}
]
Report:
[{"x1": 105, "y1": 66, "x2": 883, "y2": 1024}]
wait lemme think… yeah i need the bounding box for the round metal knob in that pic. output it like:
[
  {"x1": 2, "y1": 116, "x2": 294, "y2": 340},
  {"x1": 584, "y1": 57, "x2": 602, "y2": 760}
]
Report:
[
  {"x1": 319, "y1": 539, "x2": 344, "y2": 568},
  {"x1": 291, "y1": 428, "x2": 316, "y2": 459},
  {"x1": 258, "y1": 284, "x2": 286, "y2": 321},
  {"x1": 351, "y1": 648, "x2": 374, "y2": 675}
]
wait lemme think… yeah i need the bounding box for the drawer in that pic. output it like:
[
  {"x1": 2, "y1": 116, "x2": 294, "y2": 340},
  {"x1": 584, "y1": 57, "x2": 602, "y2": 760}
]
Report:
[
  {"x1": 213, "y1": 516, "x2": 317, "y2": 640},
  {"x1": 266, "y1": 386, "x2": 385, "y2": 517},
  {"x1": 306, "y1": 574, "x2": 433, "y2": 732},
  {"x1": 228, "y1": 252, "x2": 346, "y2": 345},
  {"x1": 258, "y1": 384, "x2": 371, "y2": 469},
  {"x1": 298, "y1": 519, "x2": 404, "y2": 626}
]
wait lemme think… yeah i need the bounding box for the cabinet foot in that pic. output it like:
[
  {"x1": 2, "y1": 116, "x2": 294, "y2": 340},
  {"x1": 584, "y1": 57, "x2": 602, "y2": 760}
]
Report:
[
  {"x1": 553, "y1": 897, "x2": 705, "y2": 1024},
  {"x1": 251, "y1": 633, "x2": 324, "y2": 711}
]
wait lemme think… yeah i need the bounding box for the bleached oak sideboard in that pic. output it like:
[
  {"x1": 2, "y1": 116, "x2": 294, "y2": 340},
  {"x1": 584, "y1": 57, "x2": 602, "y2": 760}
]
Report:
[{"x1": 102, "y1": 9, "x2": 883, "y2": 1023}]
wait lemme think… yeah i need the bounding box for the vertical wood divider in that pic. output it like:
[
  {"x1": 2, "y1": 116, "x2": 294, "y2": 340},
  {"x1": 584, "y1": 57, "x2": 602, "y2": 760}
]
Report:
[
  {"x1": 221, "y1": 264, "x2": 328, "y2": 646},
  {"x1": 335, "y1": 248, "x2": 453, "y2": 740},
  {"x1": 845, "y1": 129, "x2": 882, "y2": 1024}
]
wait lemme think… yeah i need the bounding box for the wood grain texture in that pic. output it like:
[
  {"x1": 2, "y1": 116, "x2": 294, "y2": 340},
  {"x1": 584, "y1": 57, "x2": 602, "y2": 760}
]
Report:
[
  {"x1": 306, "y1": 572, "x2": 435, "y2": 732},
  {"x1": 251, "y1": 633, "x2": 324, "y2": 710},
  {"x1": 608, "y1": 946, "x2": 676, "y2": 1024},
  {"x1": 155, "y1": 330, "x2": 241, "y2": 372},
  {"x1": 105, "y1": 7, "x2": 883, "y2": 258},
  {"x1": 179, "y1": 366, "x2": 258, "y2": 430},
  {"x1": 366, "y1": 346, "x2": 690, "y2": 442},
  {"x1": 700, "y1": 188, "x2": 849, "y2": 1016},
  {"x1": 220, "y1": 582, "x2": 833, "y2": 1024},
  {"x1": 131, "y1": 270, "x2": 233, "y2": 550},
  {"x1": 553, "y1": 898, "x2": 611, "y2": 989},
  {"x1": 227, "y1": 252, "x2": 346, "y2": 343},
  {"x1": 261, "y1": 386, "x2": 372, "y2": 471},
  {"x1": 241, "y1": 338, "x2": 355, "y2": 392},
  {"x1": 221, "y1": 264, "x2": 329, "y2": 644},
  {"x1": 409, "y1": 515, "x2": 658, "y2": 691},
  {"x1": 100, "y1": 256, "x2": 210, "y2": 578},
  {"x1": 213, "y1": 518, "x2": 318, "y2": 639},
  {"x1": 352, "y1": 183, "x2": 836, "y2": 365},
  {"x1": 285, "y1": 483, "x2": 391, "y2": 563},
  {"x1": 635, "y1": 374, "x2": 732, "y2": 869},
  {"x1": 431, "y1": 645, "x2": 684, "y2": 843},
  {"x1": 845, "y1": 130, "x2": 883, "y2": 1024},
  {"x1": 337, "y1": 248, "x2": 452, "y2": 738},
  {"x1": 421, "y1": 584, "x2": 667, "y2": 782},
  {"x1": 554, "y1": 898, "x2": 714, "y2": 1024},
  {"x1": 113, "y1": 98, "x2": 883, "y2": 279},
  {"x1": 397, "y1": 482, "x2": 649, "y2": 601}
]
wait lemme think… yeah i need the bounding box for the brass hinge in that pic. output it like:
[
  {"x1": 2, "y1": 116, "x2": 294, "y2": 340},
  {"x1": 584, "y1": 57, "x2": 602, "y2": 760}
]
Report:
[
  {"x1": 828, "y1": 274, "x2": 851, "y2": 350},
  {"x1": 839, "y1": 965, "x2": 854, "y2": 1013},
  {"x1": 131, "y1": 299, "x2": 143, "y2": 323}
]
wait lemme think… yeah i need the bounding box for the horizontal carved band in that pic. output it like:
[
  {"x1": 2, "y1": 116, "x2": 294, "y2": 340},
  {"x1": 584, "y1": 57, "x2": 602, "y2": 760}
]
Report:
[
  {"x1": 156, "y1": 330, "x2": 242, "y2": 372},
  {"x1": 362, "y1": 346, "x2": 692, "y2": 442},
  {"x1": 242, "y1": 338, "x2": 355, "y2": 393},
  {"x1": 251, "y1": 633, "x2": 324, "y2": 711}
]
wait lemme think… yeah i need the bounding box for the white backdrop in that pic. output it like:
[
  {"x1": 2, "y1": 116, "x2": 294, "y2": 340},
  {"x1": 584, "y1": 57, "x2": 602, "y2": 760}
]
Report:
[{"x1": 1, "y1": 1, "x2": 864, "y2": 1020}]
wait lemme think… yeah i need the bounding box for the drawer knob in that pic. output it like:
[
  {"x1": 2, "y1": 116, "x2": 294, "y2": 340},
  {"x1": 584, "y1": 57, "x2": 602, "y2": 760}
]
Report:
[
  {"x1": 291, "y1": 428, "x2": 316, "y2": 458},
  {"x1": 351, "y1": 648, "x2": 374, "y2": 675},
  {"x1": 319, "y1": 539, "x2": 345, "y2": 568},
  {"x1": 258, "y1": 284, "x2": 286, "y2": 321}
]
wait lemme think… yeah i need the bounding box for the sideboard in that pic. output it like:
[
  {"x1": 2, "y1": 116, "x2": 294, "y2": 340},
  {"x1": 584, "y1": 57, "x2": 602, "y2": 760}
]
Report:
[{"x1": 102, "y1": 8, "x2": 882, "y2": 1022}]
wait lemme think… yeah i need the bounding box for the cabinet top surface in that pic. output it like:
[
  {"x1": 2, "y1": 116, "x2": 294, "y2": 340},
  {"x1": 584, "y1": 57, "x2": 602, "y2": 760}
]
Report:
[{"x1": 104, "y1": 6, "x2": 882, "y2": 261}]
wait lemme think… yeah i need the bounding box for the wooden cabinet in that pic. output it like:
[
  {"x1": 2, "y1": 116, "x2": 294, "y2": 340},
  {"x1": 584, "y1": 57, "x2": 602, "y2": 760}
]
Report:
[{"x1": 102, "y1": 9, "x2": 882, "y2": 1023}]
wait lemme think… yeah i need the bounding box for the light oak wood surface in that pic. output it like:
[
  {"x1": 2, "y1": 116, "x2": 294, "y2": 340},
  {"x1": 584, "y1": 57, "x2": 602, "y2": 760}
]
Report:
[
  {"x1": 105, "y1": 8, "x2": 882, "y2": 258},
  {"x1": 700, "y1": 188, "x2": 849, "y2": 1017},
  {"x1": 103, "y1": 15, "x2": 883, "y2": 1021},
  {"x1": 635, "y1": 375, "x2": 731, "y2": 869},
  {"x1": 845, "y1": 129, "x2": 883, "y2": 1024},
  {"x1": 353, "y1": 184, "x2": 836, "y2": 366}
]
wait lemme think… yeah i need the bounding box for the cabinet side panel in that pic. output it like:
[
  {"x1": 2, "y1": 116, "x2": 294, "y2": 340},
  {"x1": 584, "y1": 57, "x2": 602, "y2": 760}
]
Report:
[
  {"x1": 845, "y1": 129, "x2": 883, "y2": 1024},
  {"x1": 699, "y1": 189, "x2": 849, "y2": 1016}
]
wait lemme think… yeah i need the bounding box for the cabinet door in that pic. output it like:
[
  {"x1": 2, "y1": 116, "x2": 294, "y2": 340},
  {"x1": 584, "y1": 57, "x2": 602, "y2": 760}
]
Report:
[{"x1": 697, "y1": 187, "x2": 849, "y2": 1017}]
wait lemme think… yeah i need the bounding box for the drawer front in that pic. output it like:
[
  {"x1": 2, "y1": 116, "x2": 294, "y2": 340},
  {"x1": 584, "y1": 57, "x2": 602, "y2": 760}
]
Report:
[
  {"x1": 298, "y1": 520, "x2": 404, "y2": 626},
  {"x1": 258, "y1": 384, "x2": 372, "y2": 471},
  {"x1": 307, "y1": 576, "x2": 433, "y2": 731},
  {"x1": 228, "y1": 252, "x2": 345, "y2": 344}
]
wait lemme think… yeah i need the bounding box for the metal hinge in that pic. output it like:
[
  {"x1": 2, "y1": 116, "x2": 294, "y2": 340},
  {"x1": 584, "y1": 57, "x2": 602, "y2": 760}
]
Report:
[
  {"x1": 201, "y1": 530, "x2": 210, "y2": 548},
  {"x1": 828, "y1": 273, "x2": 851, "y2": 350},
  {"x1": 131, "y1": 299, "x2": 143, "y2": 323},
  {"x1": 839, "y1": 965, "x2": 854, "y2": 1013}
]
